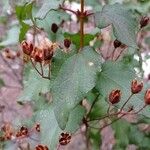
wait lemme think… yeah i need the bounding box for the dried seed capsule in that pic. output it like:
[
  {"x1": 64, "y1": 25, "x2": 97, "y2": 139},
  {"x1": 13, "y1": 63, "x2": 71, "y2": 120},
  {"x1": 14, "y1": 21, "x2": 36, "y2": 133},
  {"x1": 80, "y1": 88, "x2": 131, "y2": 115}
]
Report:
[
  {"x1": 59, "y1": 132, "x2": 71, "y2": 145},
  {"x1": 16, "y1": 51, "x2": 21, "y2": 57},
  {"x1": 131, "y1": 80, "x2": 143, "y2": 94},
  {"x1": 113, "y1": 39, "x2": 122, "y2": 48},
  {"x1": 51, "y1": 23, "x2": 59, "y2": 33},
  {"x1": 34, "y1": 50, "x2": 43, "y2": 63},
  {"x1": 43, "y1": 48, "x2": 53, "y2": 61},
  {"x1": 35, "y1": 123, "x2": 40, "y2": 132},
  {"x1": 140, "y1": 16, "x2": 149, "y2": 28},
  {"x1": 20, "y1": 126, "x2": 28, "y2": 136},
  {"x1": 144, "y1": 89, "x2": 150, "y2": 105},
  {"x1": 109, "y1": 89, "x2": 121, "y2": 104},
  {"x1": 35, "y1": 145, "x2": 49, "y2": 150},
  {"x1": 64, "y1": 39, "x2": 71, "y2": 48},
  {"x1": 21, "y1": 41, "x2": 33, "y2": 55}
]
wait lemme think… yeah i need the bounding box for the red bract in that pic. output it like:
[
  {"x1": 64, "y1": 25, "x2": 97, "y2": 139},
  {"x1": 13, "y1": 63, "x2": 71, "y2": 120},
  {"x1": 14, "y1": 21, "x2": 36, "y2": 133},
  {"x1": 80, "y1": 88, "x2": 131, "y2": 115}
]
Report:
[
  {"x1": 145, "y1": 89, "x2": 150, "y2": 105},
  {"x1": 140, "y1": 16, "x2": 149, "y2": 28},
  {"x1": 21, "y1": 40, "x2": 33, "y2": 55},
  {"x1": 109, "y1": 89, "x2": 121, "y2": 104},
  {"x1": 131, "y1": 80, "x2": 143, "y2": 94}
]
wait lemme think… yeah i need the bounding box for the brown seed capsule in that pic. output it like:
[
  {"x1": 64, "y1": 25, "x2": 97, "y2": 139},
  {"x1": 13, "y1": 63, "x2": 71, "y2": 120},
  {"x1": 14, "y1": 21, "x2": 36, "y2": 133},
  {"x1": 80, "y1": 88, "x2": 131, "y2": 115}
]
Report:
[
  {"x1": 34, "y1": 51, "x2": 43, "y2": 63},
  {"x1": 64, "y1": 39, "x2": 71, "y2": 48},
  {"x1": 35, "y1": 144, "x2": 49, "y2": 150},
  {"x1": 4, "y1": 48, "x2": 10, "y2": 53},
  {"x1": 16, "y1": 51, "x2": 21, "y2": 57},
  {"x1": 43, "y1": 48, "x2": 53, "y2": 61},
  {"x1": 21, "y1": 41, "x2": 33, "y2": 55},
  {"x1": 113, "y1": 39, "x2": 122, "y2": 48},
  {"x1": 20, "y1": 126, "x2": 28, "y2": 136},
  {"x1": 144, "y1": 89, "x2": 150, "y2": 105},
  {"x1": 140, "y1": 16, "x2": 149, "y2": 28},
  {"x1": 109, "y1": 89, "x2": 121, "y2": 104},
  {"x1": 35, "y1": 123, "x2": 40, "y2": 132},
  {"x1": 51, "y1": 23, "x2": 59, "y2": 33},
  {"x1": 59, "y1": 132, "x2": 71, "y2": 145},
  {"x1": 131, "y1": 80, "x2": 143, "y2": 94}
]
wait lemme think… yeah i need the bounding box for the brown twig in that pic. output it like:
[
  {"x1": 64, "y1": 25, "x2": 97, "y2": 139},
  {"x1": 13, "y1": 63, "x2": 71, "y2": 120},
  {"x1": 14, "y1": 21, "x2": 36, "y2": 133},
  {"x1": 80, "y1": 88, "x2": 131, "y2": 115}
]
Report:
[
  {"x1": 79, "y1": 0, "x2": 85, "y2": 51},
  {"x1": 120, "y1": 93, "x2": 133, "y2": 111}
]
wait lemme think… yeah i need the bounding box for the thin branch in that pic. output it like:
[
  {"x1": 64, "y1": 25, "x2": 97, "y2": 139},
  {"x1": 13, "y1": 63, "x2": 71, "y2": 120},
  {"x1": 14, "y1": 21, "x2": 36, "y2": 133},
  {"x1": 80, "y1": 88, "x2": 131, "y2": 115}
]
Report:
[
  {"x1": 99, "y1": 113, "x2": 125, "y2": 130},
  {"x1": 30, "y1": 58, "x2": 42, "y2": 76},
  {"x1": 86, "y1": 94, "x2": 100, "y2": 118},
  {"x1": 40, "y1": 63, "x2": 43, "y2": 76},
  {"x1": 59, "y1": 5, "x2": 77, "y2": 15},
  {"x1": 48, "y1": 61, "x2": 51, "y2": 79},
  {"x1": 120, "y1": 93, "x2": 133, "y2": 111}
]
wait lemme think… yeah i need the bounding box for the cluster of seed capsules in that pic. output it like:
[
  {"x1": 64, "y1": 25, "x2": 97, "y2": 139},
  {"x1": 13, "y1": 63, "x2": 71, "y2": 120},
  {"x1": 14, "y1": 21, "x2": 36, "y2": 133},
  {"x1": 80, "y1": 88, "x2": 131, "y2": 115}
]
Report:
[
  {"x1": 21, "y1": 23, "x2": 71, "y2": 64},
  {"x1": 0, "y1": 123, "x2": 71, "y2": 150},
  {"x1": 21, "y1": 39, "x2": 57, "y2": 64},
  {"x1": 109, "y1": 79, "x2": 150, "y2": 106},
  {"x1": 0, "y1": 123, "x2": 40, "y2": 142},
  {"x1": 3, "y1": 48, "x2": 21, "y2": 60}
]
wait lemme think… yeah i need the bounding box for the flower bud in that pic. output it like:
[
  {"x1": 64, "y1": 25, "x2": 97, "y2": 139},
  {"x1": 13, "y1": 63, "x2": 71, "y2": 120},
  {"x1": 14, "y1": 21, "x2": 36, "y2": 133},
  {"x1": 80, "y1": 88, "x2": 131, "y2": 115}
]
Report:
[
  {"x1": 131, "y1": 80, "x2": 143, "y2": 94},
  {"x1": 113, "y1": 39, "x2": 122, "y2": 48},
  {"x1": 144, "y1": 89, "x2": 150, "y2": 105},
  {"x1": 64, "y1": 39, "x2": 71, "y2": 48},
  {"x1": 35, "y1": 145, "x2": 49, "y2": 150},
  {"x1": 51, "y1": 23, "x2": 59, "y2": 33},
  {"x1": 109, "y1": 89, "x2": 121, "y2": 104},
  {"x1": 140, "y1": 16, "x2": 149, "y2": 28},
  {"x1": 21, "y1": 41, "x2": 33, "y2": 55}
]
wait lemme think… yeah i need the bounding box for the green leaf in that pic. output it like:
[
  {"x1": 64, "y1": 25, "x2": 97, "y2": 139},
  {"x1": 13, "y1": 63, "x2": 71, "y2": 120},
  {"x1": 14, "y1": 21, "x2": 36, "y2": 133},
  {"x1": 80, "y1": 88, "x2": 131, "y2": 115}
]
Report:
[
  {"x1": 87, "y1": 94, "x2": 109, "y2": 120},
  {"x1": 88, "y1": 128, "x2": 101, "y2": 150},
  {"x1": 95, "y1": 4, "x2": 138, "y2": 47},
  {"x1": 52, "y1": 47, "x2": 101, "y2": 129},
  {"x1": 112, "y1": 119, "x2": 130, "y2": 149},
  {"x1": 96, "y1": 61, "x2": 150, "y2": 119},
  {"x1": 16, "y1": 2, "x2": 33, "y2": 42},
  {"x1": 19, "y1": 22, "x2": 30, "y2": 42},
  {"x1": 36, "y1": 0, "x2": 64, "y2": 19},
  {"x1": 16, "y1": 2, "x2": 33, "y2": 22},
  {"x1": 85, "y1": 0, "x2": 102, "y2": 12},
  {"x1": 64, "y1": 33, "x2": 95, "y2": 49},
  {"x1": 37, "y1": 10, "x2": 69, "y2": 33},
  {"x1": 35, "y1": 105, "x2": 85, "y2": 150},
  {"x1": 96, "y1": 61, "x2": 136, "y2": 107},
  {"x1": 18, "y1": 69, "x2": 50, "y2": 102},
  {"x1": 112, "y1": 119, "x2": 150, "y2": 149},
  {"x1": 36, "y1": 10, "x2": 70, "y2": 41}
]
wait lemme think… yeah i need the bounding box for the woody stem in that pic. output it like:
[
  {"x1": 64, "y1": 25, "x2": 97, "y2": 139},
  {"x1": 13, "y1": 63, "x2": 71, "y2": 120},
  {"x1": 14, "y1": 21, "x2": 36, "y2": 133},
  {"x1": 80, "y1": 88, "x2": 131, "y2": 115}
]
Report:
[{"x1": 79, "y1": 0, "x2": 85, "y2": 51}]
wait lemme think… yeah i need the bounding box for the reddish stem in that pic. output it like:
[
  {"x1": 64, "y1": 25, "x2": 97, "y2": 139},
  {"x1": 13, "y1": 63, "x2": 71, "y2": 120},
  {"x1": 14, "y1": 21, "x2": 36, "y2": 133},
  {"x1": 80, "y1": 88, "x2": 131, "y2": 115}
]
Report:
[{"x1": 59, "y1": 5, "x2": 77, "y2": 15}]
